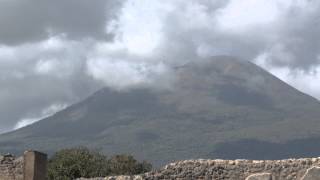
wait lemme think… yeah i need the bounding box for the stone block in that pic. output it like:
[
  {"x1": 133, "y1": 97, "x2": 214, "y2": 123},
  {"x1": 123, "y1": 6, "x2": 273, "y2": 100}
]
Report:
[{"x1": 24, "y1": 151, "x2": 47, "y2": 180}]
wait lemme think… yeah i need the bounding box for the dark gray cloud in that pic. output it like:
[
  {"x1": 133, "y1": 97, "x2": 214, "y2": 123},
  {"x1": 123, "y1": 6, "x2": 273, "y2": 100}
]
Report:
[
  {"x1": 85, "y1": 0, "x2": 320, "y2": 91},
  {"x1": 0, "y1": 0, "x2": 121, "y2": 45},
  {"x1": 154, "y1": 0, "x2": 320, "y2": 70},
  {"x1": 0, "y1": 0, "x2": 123, "y2": 132},
  {"x1": 1, "y1": 0, "x2": 320, "y2": 133},
  {"x1": 0, "y1": 37, "x2": 104, "y2": 132},
  {"x1": 264, "y1": 3, "x2": 320, "y2": 69}
]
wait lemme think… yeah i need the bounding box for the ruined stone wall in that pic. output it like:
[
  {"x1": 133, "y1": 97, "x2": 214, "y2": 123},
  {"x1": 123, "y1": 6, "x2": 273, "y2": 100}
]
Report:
[
  {"x1": 0, "y1": 154, "x2": 23, "y2": 180},
  {"x1": 79, "y1": 158, "x2": 320, "y2": 180},
  {"x1": 0, "y1": 151, "x2": 47, "y2": 180}
]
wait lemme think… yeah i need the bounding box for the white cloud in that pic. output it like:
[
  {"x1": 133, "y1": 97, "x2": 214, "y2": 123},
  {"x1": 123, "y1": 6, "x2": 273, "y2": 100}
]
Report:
[
  {"x1": 255, "y1": 53, "x2": 320, "y2": 99},
  {"x1": 87, "y1": 57, "x2": 169, "y2": 90},
  {"x1": 271, "y1": 68, "x2": 320, "y2": 100},
  {"x1": 41, "y1": 35, "x2": 67, "y2": 51},
  {"x1": 107, "y1": 0, "x2": 174, "y2": 56},
  {"x1": 0, "y1": 46, "x2": 15, "y2": 61},
  {"x1": 14, "y1": 103, "x2": 68, "y2": 130},
  {"x1": 216, "y1": 0, "x2": 309, "y2": 32},
  {"x1": 13, "y1": 118, "x2": 40, "y2": 131},
  {"x1": 217, "y1": 0, "x2": 279, "y2": 31},
  {"x1": 35, "y1": 59, "x2": 59, "y2": 74}
]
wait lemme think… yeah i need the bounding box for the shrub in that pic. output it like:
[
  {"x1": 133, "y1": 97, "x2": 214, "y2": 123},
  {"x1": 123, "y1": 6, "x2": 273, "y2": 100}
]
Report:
[
  {"x1": 47, "y1": 147, "x2": 109, "y2": 180},
  {"x1": 47, "y1": 147, "x2": 152, "y2": 180},
  {"x1": 109, "y1": 154, "x2": 152, "y2": 175}
]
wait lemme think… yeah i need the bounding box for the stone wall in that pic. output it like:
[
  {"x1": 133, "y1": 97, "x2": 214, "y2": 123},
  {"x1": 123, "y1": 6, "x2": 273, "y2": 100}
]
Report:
[
  {"x1": 0, "y1": 151, "x2": 47, "y2": 180},
  {"x1": 0, "y1": 154, "x2": 23, "y2": 180},
  {"x1": 2, "y1": 153, "x2": 319, "y2": 180},
  {"x1": 80, "y1": 158, "x2": 320, "y2": 180}
]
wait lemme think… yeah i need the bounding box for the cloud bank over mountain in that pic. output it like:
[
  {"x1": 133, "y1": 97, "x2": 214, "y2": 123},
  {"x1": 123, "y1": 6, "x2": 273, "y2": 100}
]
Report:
[{"x1": 0, "y1": 0, "x2": 320, "y2": 132}]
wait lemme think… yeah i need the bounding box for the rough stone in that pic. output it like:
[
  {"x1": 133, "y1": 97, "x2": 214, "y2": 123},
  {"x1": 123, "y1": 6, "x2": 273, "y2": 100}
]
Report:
[
  {"x1": 0, "y1": 151, "x2": 48, "y2": 180},
  {"x1": 246, "y1": 173, "x2": 272, "y2": 180},
  {"x1": 301, "y1": 166, "x2": 320, "y2": 180},
  {"x1": 79, "y1": 158, "x2": 320, "y2": 180},
  {"x1": 1, "y1": 153, "x2": 320, "y2": 180},
  {"x1": 77, "y1": 176, "x2": 144, "y2": 180},
  {"x1": 0, "y1": 154, "x2": 23, "y2": 180}
]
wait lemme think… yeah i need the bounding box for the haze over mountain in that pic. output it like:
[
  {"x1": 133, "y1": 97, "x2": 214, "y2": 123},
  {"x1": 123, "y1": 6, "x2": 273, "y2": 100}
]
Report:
[{"x1": 1, "y1": 56, "x2": 320, "y2": 166}]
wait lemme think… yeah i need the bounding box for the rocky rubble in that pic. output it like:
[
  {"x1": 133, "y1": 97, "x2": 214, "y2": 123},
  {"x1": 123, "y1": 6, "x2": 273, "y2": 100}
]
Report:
[
  {"x1": 0, "y1": 154, "x2": 23, "y2": 180},
  {"x1": 245, "y1": 173, "x2": 272, "y2": 180},
  {"x1": 79, "y1": 158, "x2": 320, "y2": 180}
]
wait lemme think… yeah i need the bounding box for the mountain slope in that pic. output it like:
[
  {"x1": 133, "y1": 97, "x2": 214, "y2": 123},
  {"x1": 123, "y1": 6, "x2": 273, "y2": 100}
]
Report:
[{"x1": 1, "y1": 56, "x2": 320, "y2": 166}]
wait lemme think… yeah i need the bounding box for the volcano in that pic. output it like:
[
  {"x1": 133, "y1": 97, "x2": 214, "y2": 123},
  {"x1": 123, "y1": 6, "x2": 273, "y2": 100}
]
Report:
[{"x1": 1, "y1": 56, "x2": 320, "y2": 166}]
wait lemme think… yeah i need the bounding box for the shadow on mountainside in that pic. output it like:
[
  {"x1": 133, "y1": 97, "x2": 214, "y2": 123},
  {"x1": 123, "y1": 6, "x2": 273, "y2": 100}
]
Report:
[{"x1": 211, "y1": 138, "x2": 320, "y2": 160}]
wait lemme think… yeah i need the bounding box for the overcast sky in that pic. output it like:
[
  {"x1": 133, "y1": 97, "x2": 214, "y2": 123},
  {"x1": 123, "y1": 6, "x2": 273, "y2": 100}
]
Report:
[{"x1": 0, "y1": 0, "x2": 319, "y2": 133}]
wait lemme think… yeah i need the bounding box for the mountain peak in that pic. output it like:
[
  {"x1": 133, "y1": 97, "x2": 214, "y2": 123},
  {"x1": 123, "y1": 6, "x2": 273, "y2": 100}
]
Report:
[{"x1": 1, "y1": 56, "x2": 320, "y2": 166}]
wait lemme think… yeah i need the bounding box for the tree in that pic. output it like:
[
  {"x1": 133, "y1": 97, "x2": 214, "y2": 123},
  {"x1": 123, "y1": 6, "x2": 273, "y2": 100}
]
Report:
[
  {"x1": 47, "y1": 147, "x2": 152, "y2": 180},
  {"x1": 48, "y1": 147, "x2": 110, "y2": 180}
]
